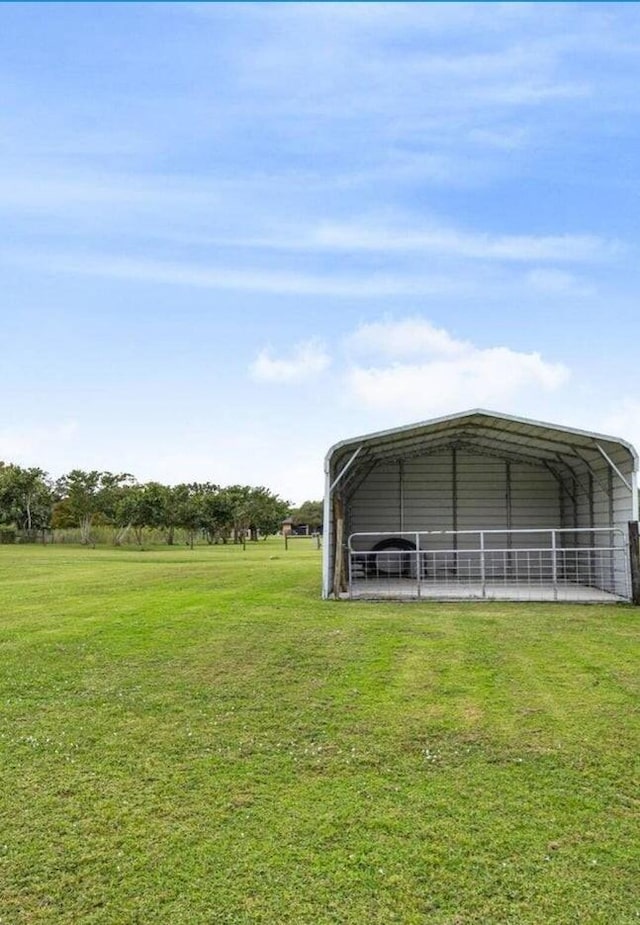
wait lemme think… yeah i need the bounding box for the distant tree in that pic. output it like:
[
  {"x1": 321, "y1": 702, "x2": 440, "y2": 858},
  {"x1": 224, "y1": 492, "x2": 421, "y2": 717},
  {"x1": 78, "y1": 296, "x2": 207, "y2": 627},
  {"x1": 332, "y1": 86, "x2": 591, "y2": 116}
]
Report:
[
  {"x1": 156, "y1": 484, "x2": 186, "y2": 546},
  {"x1": 197, "y1": 484, "x2": 229, "y2": 544},
  {"x1": 97, "y1": 473, "x2": 137, "y2": 545},
  {"x1": 172, "y1": 483, "x2": 205, "y2": 549},
  {"x1": 117, "y1": 482, "x2": 167, "y2": 545},
  {"x1": 291, "y1": 499, "x2": 323, "y2": 530},
  {"x1": 220, "y1": 485, "x2": 252, "y2": 543},
  {"x1": 51, "y1": 497, "x2": 77, "y2": 530},
  {"x1": 56, "y1": 470, "x2": 101, "y2": 544},
  {"x1": 56, "y1": 470, "x2": 133, "y2": 544},
  {"x1": 0, "y1": 459, "x2": 299, "y2": 550},
  {"x1": 0, "y1": 464, "x2": 53, "y2": 531},
  {"x1": 246, "y1": 486, "x2": 290, "y2": 540}
]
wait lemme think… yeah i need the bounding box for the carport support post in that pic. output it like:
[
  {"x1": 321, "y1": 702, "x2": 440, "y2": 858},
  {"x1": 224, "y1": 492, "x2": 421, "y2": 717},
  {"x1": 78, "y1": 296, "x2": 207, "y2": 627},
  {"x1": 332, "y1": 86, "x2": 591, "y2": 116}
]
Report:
[
  {"x1": 332, "y1": 495, "x2": 347, "y2": 597},
  {"x1": 629, "y1": 521, "x2": 640, "y2": 605},
  {"x1": 324, "y1": 444, "x2": 363, "y2": 598}
]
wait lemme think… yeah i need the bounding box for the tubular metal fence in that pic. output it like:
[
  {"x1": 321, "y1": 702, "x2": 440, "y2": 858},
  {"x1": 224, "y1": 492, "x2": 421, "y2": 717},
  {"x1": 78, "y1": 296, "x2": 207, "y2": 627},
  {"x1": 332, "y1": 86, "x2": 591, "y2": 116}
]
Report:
[{"x1": 347, "y1": 528, "x2": 631, "y2": 602}]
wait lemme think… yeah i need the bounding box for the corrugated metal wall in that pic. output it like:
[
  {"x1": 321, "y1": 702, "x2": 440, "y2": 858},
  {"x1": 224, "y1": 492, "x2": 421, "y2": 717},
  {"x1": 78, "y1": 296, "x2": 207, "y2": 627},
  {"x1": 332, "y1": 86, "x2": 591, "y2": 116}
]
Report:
[
  {"x1": 555, "y1": 453, "x2": 631, "y2": 530},
  {"x1": 346, "y1": 445, "x2": 634, "y2": 595},
  {"x1": 348, "y1": 449, "x2": 560, "y2": 538},
  {"x1": 557, "y1": 446, "x2": 633, "y2": 594}
]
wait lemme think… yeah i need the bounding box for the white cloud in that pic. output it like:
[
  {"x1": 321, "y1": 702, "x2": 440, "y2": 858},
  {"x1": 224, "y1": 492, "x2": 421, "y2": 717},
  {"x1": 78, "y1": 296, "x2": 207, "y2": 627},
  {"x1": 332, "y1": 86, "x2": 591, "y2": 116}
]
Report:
[
  {"x1": 348, "y1": 318, "x2": 470, "y2": 359},
  {"x1": 346, "y1": 318, "x2": 570, "y2": 417},
  {"x1": 250, "y1": 340, "x2": 331, "y2": 383}
]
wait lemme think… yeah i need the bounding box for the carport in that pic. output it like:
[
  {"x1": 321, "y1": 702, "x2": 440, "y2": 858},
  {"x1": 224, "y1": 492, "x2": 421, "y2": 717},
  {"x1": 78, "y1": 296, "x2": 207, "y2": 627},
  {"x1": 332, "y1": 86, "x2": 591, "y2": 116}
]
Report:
[{"x1": 322, "y1": 410, "x2": 639, "y2": 602}]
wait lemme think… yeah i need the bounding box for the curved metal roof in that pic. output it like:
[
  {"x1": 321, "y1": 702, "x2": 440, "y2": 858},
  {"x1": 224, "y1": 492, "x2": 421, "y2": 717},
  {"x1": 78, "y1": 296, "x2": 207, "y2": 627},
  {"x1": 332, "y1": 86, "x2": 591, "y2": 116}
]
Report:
[
  {"x1": 322, "y1": 409, "x2": 639, "y2": 599},
  {"x1": 326, "y1": 408, "x2": 638, "y2": 489}
]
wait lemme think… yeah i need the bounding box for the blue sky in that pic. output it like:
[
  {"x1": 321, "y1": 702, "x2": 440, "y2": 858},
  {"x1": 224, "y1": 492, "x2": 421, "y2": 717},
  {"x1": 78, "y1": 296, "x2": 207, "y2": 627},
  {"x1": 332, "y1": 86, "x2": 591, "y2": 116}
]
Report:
[{"x1": 2, "y1": 2, "x2": 640, "y2": 502}]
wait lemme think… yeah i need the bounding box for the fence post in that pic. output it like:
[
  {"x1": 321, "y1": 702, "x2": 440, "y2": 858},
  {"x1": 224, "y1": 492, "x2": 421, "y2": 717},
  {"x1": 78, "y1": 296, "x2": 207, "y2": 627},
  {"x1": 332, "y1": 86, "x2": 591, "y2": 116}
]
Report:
[
  {"x1": 480, "y1": 532, "x2": 486, "y2": 599},
  {"x1": 629, "y1": 522, "x2": 640, "y2": 605},
  {"x1": 415, "y1": 532, "x2": 421, "y2": 599},
  {"x1": 551, "y1": 530, "x2": 558, "y2": 601}
]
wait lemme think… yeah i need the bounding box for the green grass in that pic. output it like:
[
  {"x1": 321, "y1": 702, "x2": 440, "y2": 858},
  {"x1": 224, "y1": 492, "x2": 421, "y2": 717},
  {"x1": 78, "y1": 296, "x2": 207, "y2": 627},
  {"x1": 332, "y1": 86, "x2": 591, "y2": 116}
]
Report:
[{"x1": 1, "y1": 542, "x2": 638, "y2": 924}]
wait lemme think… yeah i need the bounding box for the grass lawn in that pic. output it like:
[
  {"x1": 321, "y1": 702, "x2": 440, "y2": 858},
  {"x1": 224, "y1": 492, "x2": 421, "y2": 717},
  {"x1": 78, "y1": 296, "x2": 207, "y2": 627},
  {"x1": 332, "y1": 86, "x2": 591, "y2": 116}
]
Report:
[{"x1": 0, "y1": 541, "x2": 638, "y2": 924}]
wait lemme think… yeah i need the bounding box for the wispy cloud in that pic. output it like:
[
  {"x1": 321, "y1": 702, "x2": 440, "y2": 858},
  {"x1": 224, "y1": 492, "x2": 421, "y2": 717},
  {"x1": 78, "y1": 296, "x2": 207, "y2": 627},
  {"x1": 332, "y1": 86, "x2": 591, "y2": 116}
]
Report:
[
  {"x1": 87, "y1": 220, "x2": 616, "y2": 277},
  {"x1": 296, "y1": 223, "x2": 620, "y2": 263},
  {"x1": 160, "y1": 218, "x2": 621, "y2": 264},
  {"x1": 4, "y1": 250, "x2": 475, "y2": 298},
  {"x1": 0, "y1": 169, "x2": 218, "y2": 212},
  {"x1": 525, "y1": 268, "x2": 594, "y2": 297}
]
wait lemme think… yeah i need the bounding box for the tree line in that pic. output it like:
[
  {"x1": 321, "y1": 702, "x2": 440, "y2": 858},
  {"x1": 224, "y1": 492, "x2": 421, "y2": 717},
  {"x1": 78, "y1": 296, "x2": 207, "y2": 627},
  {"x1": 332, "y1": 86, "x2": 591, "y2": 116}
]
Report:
[{"x1": 0, "y1": 462, "x2": 316, "y2": 546}]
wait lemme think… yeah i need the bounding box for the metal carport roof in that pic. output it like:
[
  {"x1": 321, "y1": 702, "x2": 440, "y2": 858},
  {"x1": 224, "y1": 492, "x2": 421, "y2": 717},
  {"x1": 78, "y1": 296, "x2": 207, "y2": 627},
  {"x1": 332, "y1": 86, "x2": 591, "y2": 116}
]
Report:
[
  {"x1": 325, "y1": 408, "x2": 638, "y2": 495},
  {"x1": 322, "y1": 409, "x2": 639, "y2": 598}
]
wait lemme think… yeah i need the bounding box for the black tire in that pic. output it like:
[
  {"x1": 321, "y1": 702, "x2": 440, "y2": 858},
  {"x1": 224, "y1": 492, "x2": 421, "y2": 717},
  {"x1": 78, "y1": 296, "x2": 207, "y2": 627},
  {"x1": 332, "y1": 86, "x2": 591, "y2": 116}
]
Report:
[{"x1": 369, "y1": 537, "x2": 416, "y2": 578}]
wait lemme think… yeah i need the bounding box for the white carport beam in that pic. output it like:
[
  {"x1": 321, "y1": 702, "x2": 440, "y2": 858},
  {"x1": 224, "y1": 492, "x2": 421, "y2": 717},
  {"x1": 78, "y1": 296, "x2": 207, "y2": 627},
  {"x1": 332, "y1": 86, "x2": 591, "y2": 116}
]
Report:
[
  {"x1": 556, "y1": 454, "x2": 592, "y2": 501},
  {"x1": 329, "y1": 445, "x2": 363, "y2": 494},
  {"x1": 595, "y1": 443, "x2": 632, "y2": 492},
  {"x1": 573, "y1": 448, "x2": 611, "y2": 495}
]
